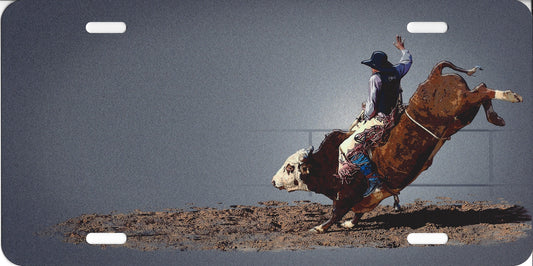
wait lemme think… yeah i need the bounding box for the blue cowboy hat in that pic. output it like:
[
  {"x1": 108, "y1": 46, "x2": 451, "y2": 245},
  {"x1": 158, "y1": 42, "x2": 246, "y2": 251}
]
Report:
[{"x1": 361, "y1": 51, "x2": 394, "y2": 72}]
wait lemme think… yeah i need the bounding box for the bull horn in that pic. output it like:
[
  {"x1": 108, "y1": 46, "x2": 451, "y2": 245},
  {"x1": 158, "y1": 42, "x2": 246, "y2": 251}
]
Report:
[
  {"x1": 298, "y1": 146, "x2": 315, "y2": 161},
  {"x1": 306, "y1": 146, "x2": 314, "y2": 155}
]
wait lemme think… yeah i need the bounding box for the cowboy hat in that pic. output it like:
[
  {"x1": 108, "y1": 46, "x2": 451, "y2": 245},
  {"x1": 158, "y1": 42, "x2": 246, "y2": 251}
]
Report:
[{"x1": 361, "y1": 51, "x2": 393, "y2": 72}]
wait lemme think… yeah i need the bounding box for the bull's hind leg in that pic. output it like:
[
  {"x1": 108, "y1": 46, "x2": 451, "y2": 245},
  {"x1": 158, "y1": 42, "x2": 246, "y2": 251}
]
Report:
[
  {"x1": 483, "y1": 100, "x2": 505, "y2": 126},
  {"x1": 432, "y1": 61, "x2": 523, "y2": 104},
  {"x1": 469, "y1": 83, "x2": 523, "y2": 104},
  {"x1": 464, "y1": 83, "x2": 523, "y2": 126},
  {"x1": 393, "y1": 194, "x2": 402, "y2": 211},
  {"x1": 494, "y1": 90, "x2": 523, "y2": 103}
]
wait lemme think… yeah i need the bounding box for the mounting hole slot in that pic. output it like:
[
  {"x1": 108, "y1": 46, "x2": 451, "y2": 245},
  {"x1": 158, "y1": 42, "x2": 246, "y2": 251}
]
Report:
[
  {"x1": 407, "y1": 22, "x2": 448, "y2": 33},
  {"x1": 86, "y1": 233, "x2": 127, "y2": 245},
  {"x1": 407, "y1": 233, "x2": 448, "y2": 245},
  {"x1": 86, "y1": 22, "x2": 126, "y2": 34}
]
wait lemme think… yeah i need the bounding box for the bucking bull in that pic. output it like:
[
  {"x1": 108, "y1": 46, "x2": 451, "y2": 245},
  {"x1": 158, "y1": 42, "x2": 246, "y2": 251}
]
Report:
[{"x1": 272, "y1": 61, "x2": 523, "y2": 233}]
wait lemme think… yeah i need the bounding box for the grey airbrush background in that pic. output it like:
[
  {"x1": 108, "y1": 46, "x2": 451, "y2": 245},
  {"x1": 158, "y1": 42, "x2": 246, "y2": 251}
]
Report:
[{"x1": 1, "y1": 0, "x2": 531, "y2": 265}]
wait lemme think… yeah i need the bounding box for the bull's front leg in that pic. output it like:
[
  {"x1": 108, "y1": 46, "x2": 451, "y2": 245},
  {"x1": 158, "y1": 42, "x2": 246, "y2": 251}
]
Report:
[
  {"x1": 341, "y1": 194, "x2": 400, "y2": 229},
  {"x1": 340, "y1": 213, "x2": 363, "y2": 229},
  {"x1": 310, "y1": 198, "x2": 353, "y2": 233}
]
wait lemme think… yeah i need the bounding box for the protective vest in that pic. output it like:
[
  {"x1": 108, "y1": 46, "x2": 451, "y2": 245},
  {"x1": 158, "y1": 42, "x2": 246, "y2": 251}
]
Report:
[{"x1": 375, "y1": 71, "x2": 401, "y2": 115}]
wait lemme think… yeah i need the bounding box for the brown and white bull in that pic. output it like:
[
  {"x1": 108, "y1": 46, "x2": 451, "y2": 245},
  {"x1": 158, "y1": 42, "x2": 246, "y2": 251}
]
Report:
[{"x1": 272, "y1": 61, "x2": 523, "y2": 233}]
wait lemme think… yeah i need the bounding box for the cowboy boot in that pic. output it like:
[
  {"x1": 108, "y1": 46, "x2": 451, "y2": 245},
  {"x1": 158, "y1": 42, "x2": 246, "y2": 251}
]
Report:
[
  {"x1": 350, "y1": 153, "x2": 383, "y2": 197},
  {"x1": 363, "y1": 174, "x2": 383, "y2": 197}
]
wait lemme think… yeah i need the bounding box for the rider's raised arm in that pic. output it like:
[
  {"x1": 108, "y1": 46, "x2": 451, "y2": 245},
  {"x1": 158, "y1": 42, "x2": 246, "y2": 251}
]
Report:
[
  {"x1": 393, "y1": 35, "x2": 412, "y2": 77},
  {"x1": 396, "y1": 49, "x2": 412, "y2": 78}
]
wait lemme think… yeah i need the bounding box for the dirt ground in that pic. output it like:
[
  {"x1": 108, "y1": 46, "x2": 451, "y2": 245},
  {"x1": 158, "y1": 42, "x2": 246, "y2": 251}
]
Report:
[{"x1": 44, "y1": 198, "x2": 531, "y2": 251}]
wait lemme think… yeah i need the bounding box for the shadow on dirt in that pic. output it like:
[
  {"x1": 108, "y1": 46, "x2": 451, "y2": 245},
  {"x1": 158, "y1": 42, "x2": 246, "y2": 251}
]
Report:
[{"x1": 360, "y1": 205, "x2": 531, "y2": 230}]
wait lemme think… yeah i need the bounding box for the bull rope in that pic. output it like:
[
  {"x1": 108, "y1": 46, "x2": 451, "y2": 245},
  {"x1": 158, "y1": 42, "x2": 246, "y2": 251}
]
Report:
[{"x1": 404, "y1": 110, "x2": 449, "y2": 140}]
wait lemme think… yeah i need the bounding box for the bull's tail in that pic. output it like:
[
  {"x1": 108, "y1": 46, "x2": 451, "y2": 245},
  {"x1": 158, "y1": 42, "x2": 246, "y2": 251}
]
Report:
[{"x1": 430, "y1": 60, "x2": 482, "y2": 77}]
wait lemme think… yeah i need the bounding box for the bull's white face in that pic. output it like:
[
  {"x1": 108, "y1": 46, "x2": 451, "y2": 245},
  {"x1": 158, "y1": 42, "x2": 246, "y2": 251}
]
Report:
[{"x1": 272, "y1": 147, "x2": 313, "y2": 192}]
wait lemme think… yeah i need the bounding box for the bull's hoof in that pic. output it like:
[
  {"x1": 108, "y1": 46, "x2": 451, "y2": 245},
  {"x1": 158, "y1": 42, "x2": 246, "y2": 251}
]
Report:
[
  {"x1": 394, "y1": 204, "x2": 402, "y2": 212},
  {"x1": 487, "y1": 112, "x2": 505, "y2": 127},
  {"x1": 341, "y1": 220, "x2": 355, "y2": 229},
  {"x1": 309, "y1": 225, "x2": 325, "y2": 234},
  {"x1": 497, "y1": 90, "x2": 523, "y2": 103}
]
